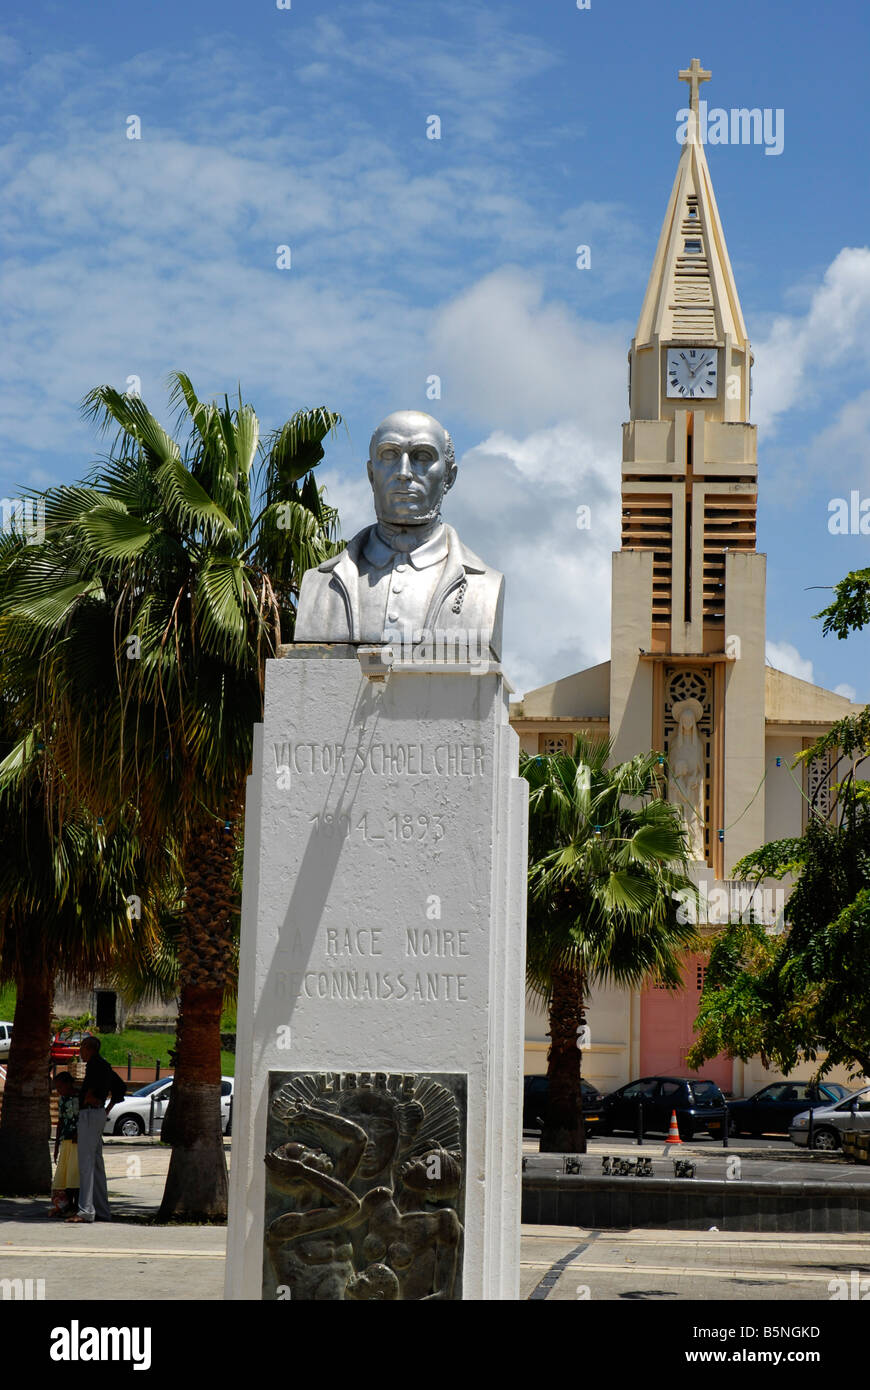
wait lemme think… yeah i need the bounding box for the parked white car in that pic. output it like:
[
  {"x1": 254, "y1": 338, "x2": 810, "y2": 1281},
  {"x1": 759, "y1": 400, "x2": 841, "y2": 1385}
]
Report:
[
  {"x1": 789, "y1": 1084, "x2": 870, "y2": 1150},
  {"x1": 0, "y1": 1022, "x2": 12, "y2": 1060},
  {"x1": 104, "y1": 1075, "x2": 235, "y2": 1137}
]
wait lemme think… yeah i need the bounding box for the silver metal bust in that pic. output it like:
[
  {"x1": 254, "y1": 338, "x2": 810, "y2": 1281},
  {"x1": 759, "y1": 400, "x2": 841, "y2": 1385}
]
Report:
[{"x1": 293, "y1": 411, "x2": 504, "y2": 659}]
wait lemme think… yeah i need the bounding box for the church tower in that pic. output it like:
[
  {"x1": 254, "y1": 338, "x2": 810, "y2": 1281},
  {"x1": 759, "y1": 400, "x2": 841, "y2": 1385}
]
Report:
[
  {"x1": 610, "y1": 59, "x2": 766, "y2": 878},
  {"x1": 512, "y1": 58, "x2": 863, "y2": 1095}
]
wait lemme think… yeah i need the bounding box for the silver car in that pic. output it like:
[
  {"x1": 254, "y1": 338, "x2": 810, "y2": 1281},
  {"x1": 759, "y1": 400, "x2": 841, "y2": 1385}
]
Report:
[
  {"x1": 0, "y1": 1022, "x2": 12, "y2": 1060},
  {"x1": 104, "y1": 1075, "x2": 235, "y2": 1137},
  {"x1": 789, "y1": 1084, "x2": 870, "y2": 1150}
]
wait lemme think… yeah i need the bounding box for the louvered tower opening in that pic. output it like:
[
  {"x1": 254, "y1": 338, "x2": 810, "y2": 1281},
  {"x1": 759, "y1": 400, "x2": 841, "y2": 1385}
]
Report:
[
  {"x1": 702, "y1": 495, "x2": 757, "y2": 622},
  {"x1": 622, "y1": 496, "x2": 673, "y2": 629},
  {"x1": 671, "y1": 194, "x2": 716, "y2": 341}
]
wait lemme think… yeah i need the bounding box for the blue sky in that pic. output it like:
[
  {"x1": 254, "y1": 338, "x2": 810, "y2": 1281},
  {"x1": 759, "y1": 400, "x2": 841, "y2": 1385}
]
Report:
[{"x1": 2, "y1": 0, "x2": 869, "y2": 696}]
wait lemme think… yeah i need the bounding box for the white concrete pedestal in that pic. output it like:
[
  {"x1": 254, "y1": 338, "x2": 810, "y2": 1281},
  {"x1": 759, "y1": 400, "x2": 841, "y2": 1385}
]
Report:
[{"x1": 225, "y1": 654, "x2": 528, "y2": 1300}]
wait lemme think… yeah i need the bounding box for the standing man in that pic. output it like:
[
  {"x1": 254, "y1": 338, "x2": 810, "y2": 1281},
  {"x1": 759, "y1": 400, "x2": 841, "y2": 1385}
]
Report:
[{"x1": 67, "y1": 1036, "x2": 126, "y2": 1224}]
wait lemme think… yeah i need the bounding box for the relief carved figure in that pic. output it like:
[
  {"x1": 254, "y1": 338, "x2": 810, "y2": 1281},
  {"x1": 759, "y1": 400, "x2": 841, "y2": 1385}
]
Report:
[
  {"x1": 263, "y1": 1071, "x2": 465, "y2": 1301},
  {"x1": 669, "y1": 697, "x2": 706, "y2": 860}
]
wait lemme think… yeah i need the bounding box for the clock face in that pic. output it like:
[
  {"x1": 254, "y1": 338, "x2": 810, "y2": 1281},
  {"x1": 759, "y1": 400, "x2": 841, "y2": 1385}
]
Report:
[{"x1": 666, "y1": 348, "x2": 718, "y2": 399}]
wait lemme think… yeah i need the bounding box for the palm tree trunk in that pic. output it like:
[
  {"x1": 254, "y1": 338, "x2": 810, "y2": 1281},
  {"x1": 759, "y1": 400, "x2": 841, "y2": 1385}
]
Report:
[
  {"x1": 540, "y1": 965, "x2": 587, "y2": 1154},
  {"x1": 158, "y1": 815, "x2": 237, "y2": 1222},
  {"x1": 158, "y1": 980, "x2": 227, "y2": 1220},
  {"x1": 0, "y1": 958, "x2": 53, "y2": 1194}
]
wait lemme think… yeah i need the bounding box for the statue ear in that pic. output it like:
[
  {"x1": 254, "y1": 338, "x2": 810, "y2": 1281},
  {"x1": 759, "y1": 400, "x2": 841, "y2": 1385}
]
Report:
[
  {"x1": 443, "y1": 462, "x2": 458, "y2": 494},
  {"x1": 366, "y1": 459, "x2": 374, "y2": 487}
]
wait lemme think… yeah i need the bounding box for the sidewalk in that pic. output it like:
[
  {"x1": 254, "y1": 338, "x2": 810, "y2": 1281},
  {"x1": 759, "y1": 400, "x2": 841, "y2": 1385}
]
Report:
[
  {"x1": 0, "y1": 1201, "x2": 226, "y2": 1299},
  {"x1": 0, "y1": 1141, "x2": 228, "y2": 1299},
  {"x1": 6, "y1": 1197, "x2": 869, "y2": 1302}
]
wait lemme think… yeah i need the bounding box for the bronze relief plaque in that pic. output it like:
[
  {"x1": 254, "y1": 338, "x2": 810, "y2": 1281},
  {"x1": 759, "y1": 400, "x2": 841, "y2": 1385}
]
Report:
[{"x1": 263, "y1": 1070, "x2": 466, "y2": 1300}]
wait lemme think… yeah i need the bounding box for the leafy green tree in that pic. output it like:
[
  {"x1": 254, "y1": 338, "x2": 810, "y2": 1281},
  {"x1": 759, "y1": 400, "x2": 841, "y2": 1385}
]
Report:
[
  {"x1": 688, "y1": 790, "x2": 870, "y2": 1081},
  {"x1": 520, "y1": 735, "x2": 698, "y2": 1152},
  {"x1": 689, "y1": 565, "x2": 870, "y2": 1082},
  {"x1": 815, "y1": 566, "x2": 870, "y2": 642},
  {"x1": 0, "y1": 376, "x2": 340, "y2": 1217}
]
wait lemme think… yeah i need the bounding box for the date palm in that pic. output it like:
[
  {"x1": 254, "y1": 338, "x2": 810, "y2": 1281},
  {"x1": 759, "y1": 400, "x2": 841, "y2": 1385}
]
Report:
[
  {"x1": 0, "y1": 375, "x2": 341, "y2": 1217},
  {"x1": 521, "y1": 735, "x2": 698, "y2": 1152}
]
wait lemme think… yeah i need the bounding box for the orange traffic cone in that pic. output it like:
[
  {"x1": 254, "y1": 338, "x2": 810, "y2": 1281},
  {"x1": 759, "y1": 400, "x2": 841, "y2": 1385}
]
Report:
[{"x1": 665, "y1": 1110, "x2": 683, "y2": 1145}]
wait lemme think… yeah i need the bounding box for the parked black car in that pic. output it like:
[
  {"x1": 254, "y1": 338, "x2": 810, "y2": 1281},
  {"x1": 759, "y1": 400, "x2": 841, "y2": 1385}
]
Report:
[
  {"x1": 523, "y1": 1075, "x2": 604, "y2": 1132},
  {"x1": 727, "y1": 1081, "x2": 852, "y2": 1137},
  {"x1": 598, "y1": 1075, "x2": 726, "y2": 1140}
]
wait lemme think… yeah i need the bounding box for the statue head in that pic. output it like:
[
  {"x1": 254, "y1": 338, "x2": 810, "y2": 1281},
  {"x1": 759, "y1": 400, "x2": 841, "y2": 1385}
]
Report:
[
  {"x1": 367, "y1": 410, "x2": 457, "y2": 528},
  {"x1": 337, "y1": 1084, "x2": 423, "y2": 1181},
  {"x1": 400, "y1": 1147, "x2": 462, "y2": 1202},
  {"x1": 672, "y1": 697, "x2": 703, "y2": 732},
  {"x1": 347, "y1": 1263, "x2": 401, "y2": 1300}
]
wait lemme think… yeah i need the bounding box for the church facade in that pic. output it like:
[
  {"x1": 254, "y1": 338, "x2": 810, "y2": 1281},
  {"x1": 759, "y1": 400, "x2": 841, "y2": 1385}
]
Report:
[{"x1": 511, "y1": 61, "x2": 864, "y2": 1098}]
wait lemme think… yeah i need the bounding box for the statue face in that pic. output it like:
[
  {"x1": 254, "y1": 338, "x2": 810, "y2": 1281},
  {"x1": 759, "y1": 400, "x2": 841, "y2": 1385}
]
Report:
[
  {"x1": 367, "y1": 411, "x2": 456, "y2": 526},
  {"x1": 339, "y1": 1090, "x2": 401, "y2": 1179}
]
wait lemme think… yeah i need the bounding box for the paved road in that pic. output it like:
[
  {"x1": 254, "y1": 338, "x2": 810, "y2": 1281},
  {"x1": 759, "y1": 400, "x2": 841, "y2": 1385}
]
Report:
[
  {"x1": 521, "y1": 1226, "x2": 870, "y2": 1301},
  {"x1": 1, "y1": 1139, "x2": 867, "y2": 1301},
  {"x1": 4, "y1": 1207, "x2": 868, "y2": 1302},
  {"x1": 0, "y1": 1219, "x2": 227, "y2": 1300}
]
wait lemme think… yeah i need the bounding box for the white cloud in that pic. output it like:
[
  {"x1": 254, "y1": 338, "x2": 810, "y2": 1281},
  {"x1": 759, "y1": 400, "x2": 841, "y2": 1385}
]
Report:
[
  {"x1": 450, "y1": 425, "x2": 619, "y2": 693},
  {"x1": 765, "y1": 640, "x2": 814, "y2": 683},
  {"x1": 425, "y1": 267, "x2": 629, "y2": 439},
  {"x1": 297, "y1": 6, "x2": 557, "y2": 145},
  {"x1": 810, "y1": 389, "x2": 870, "y2": 482},
  {"x1": 316, "y1": 468, "x2": 373, "y2": 539},
  {"x1": 834, "y1": 682, "x2": 858, "y2": 702},
  {"x1": 753, "y1": 248, "x2": 870, "y2": 436},
  {"x1": 0, "y1": 83, "x2": 632, "y2": 485}
]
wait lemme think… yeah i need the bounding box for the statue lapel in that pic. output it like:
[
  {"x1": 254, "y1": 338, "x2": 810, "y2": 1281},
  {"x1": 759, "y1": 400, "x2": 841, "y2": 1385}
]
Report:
[
  {"x1": 326, "y1": 531, "x2": 367, "y2": 642},
  {"x1": 423, "y1": 526, "x2": 469, "y2": 631}
]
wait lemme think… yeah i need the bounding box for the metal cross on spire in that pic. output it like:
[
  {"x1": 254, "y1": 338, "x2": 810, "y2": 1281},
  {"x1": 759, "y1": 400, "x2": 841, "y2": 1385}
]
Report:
[{"x1": 678, "y1": 58, "x2": 712, "y2": 114}]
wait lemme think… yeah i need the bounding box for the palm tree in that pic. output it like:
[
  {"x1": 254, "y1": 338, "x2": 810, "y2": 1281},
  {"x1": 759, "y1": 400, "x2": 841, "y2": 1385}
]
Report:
[
  {"x1": 0, "y1": 376, "x2": 341, "y2": 1217},
  {"x1": 0, "y1": 726, "x2": 153, "y2": 1194},
  {"x1": 520, "y1": 735, "x2": 698, "y2": 1152}
]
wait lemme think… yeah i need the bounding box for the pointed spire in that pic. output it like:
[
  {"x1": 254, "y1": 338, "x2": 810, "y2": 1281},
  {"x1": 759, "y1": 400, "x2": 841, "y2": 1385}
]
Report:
[{"x1": 634, "y1": 60, "x2": 748, "y2": 352}]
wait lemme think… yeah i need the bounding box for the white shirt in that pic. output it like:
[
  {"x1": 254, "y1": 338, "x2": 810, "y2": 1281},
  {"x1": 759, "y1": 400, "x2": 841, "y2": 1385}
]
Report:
[{"x1": 358, "y1": 523, "x2": 449, "y2": 643}]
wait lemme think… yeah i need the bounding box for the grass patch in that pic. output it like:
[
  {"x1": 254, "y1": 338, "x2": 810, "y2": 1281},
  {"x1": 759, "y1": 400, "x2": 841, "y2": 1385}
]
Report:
[
  {"x1": 100, "y1": 1030, "x2": 175, "y2": 1070},
  {"x1": 98, "y1": 1031, "x2": 235, "y2": 1078},
  {"x1": 0, "y1": 982, "x2": 16, "y2": 1020},
  {"x1": 0, "y1": 984, "x2": 235, "y2": 1076}
]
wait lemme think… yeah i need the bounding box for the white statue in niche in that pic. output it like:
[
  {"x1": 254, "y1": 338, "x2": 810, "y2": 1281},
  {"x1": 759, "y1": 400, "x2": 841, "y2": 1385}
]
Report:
[{"x1": 669, "y1": 697, "x2": 706, "y2": 860}]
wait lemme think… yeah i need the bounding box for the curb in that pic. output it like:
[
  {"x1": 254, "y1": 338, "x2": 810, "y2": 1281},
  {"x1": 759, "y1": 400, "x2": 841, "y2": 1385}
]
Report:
[{"x1": 522, "y1": 1173, "x2": 870, "y2": 1233}]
